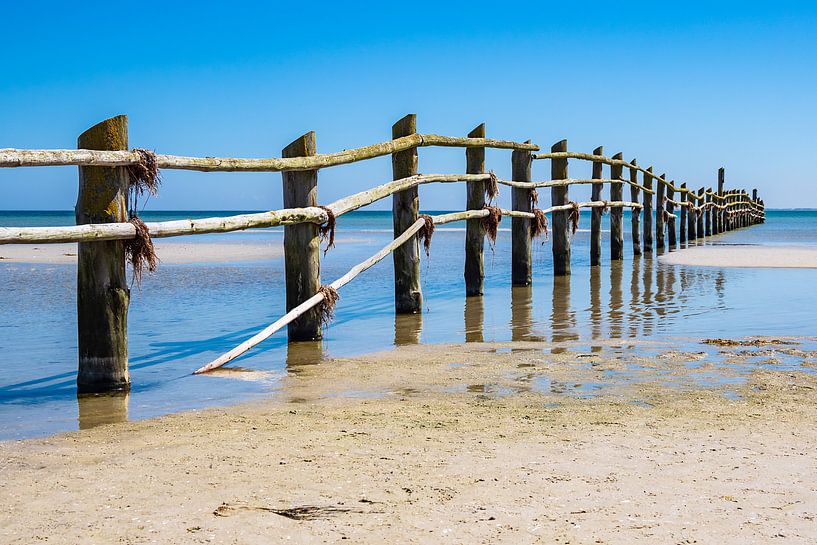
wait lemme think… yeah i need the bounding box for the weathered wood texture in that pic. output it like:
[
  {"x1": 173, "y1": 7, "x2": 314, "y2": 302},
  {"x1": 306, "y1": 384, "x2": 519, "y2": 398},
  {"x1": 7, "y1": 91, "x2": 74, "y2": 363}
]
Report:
[
  {"x1": 688, "y1": 184, "x2": 697, "y2": 241},
  {"x1": 666, "y1": 183, "x2": 677, "y2": 248},
  {"x1": 629, "y1": 159, "x2": 641, "y2": 256},
  {"x1": 680, "y1": 182, "x2": 688, "y2": 243},
  {"x1": 0, "y1": 135, "x2": 538, "y2": 172},
  {"x1": 610, "y1": 153, "x2": 624, "y2": 260},
  {"x1": 642, "y1": 167, "x2": 654, "y2": 253},
  {"x1": 551, "y1": 140, "x2": 570, "y2": 275},
  {"x1": 590, "y1": 146, "x2": 604, "y2": 267},
  {"x1": 705, "y1": 188, "x2": 713, "y2": 236},
  {"x1": 76, "y1": 115, "x2": 130, "y2": 393},
  {"x1": 392, "y1": 115, "x2": 422, "y2": 313},
  {"x1": 697, "y1": 187, "x2": 705, "y2": 237},
  {"x1": 715, "y1": 168, "x2": 724, "y2": 234},
  {"x1": 655, "y1": 174, "x2": 666, "y2": 250},
  {"x1": 511, "y1": 141, "x2": 533, "y2": 285},
  {"x1": 282, "y1": 131, "x2": 322, "y2": 341},
  {"x1": 464, "y1": 124, "x2": 486, "y2": 295}
]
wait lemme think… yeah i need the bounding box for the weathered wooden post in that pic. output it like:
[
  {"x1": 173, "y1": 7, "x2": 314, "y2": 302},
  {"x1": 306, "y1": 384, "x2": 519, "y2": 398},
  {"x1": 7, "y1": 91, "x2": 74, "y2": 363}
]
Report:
[
  {"x1": 610, "y1": 153, "x2": 624, "y2": 260},
  {"x1": 629, "y1": 159, "x2": 641, "y2": 256},
  {"x1": 752, "y1": 189, "x2": 758, "y2": 225},
  {"x1": 512, "y1": 141, "x2": 533, "y2": 285},
  {"x1": 643, "y1": 167, "x2": 654, "y2": 253},
  {"x1": 590, "y1": 146, "x2": 604, "y2": 266},
  {"x1": 465, "y1": 123, "x2": 486, "y2": 295},
  {"x1": 696, "y1": 187, "x2": 705, "y2": 237},
  {"x1": 717, "y1": 168, "x2": 725, "y2": 233},
  {"x1": 705, "y1": 188, "x2": 713, "y2": 236},
  {"x1": 666, "y1": 182, "x2": 677, "y2": 248},
  {"x1": 680, "y1": 183, "x2": 688, "y2": 244},
  {"x1": 551, "y1": 140, "x2": 570, "y2": 275},
  {"x1": 76, "y1": 115, "x2": 130, "y2": 393},
  {"x1": 392, "y1": 114, "x2": 422, "y2": 312},
  {"x1": 655, "y1": 173, "x2": 666, "y2": 250},
  {"x1": 283, "y1": 131, "x2": 322, "y2": 340},
  {"x1": 688, "y1": 186, "x2": 697, "y2": 241}
]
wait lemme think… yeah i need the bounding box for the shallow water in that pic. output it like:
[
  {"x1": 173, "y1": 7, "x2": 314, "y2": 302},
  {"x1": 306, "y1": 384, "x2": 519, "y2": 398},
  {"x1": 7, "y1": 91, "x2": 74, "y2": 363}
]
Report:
[{"x1": 1, "y1": 209, "x2": 815, "y2": 439}]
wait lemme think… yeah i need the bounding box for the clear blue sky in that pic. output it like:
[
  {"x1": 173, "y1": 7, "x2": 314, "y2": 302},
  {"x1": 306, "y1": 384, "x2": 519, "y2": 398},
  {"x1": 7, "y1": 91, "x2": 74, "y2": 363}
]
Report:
[{"x1": 1, "y1": 1, "x2": 815, "y2": 210}]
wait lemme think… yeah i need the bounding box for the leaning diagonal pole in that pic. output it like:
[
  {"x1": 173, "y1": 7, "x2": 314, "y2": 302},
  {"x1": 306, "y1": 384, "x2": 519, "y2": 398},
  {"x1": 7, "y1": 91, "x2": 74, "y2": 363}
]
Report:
[{"x1": 193, "y1": 216, "x2": 427, "y2": 374}]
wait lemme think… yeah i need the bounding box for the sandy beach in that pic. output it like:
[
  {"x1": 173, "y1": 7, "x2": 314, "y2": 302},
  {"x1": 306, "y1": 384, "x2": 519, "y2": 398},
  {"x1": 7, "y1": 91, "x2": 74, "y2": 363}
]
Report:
[
  {"x1": 660, "y1": 245, "x2": 817, "y2": 268},
  {"x1": 0, "y1": 240, "x2": 283, "y2": 264},
  {"x1": 2, "y1": 339, "x2": 816, "y2": 544}
]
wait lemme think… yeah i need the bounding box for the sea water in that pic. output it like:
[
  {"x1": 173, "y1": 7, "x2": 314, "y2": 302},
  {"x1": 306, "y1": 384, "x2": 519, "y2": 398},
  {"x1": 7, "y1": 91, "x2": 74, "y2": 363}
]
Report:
[{"x1": 1, "y1": 209, "x2": 815, "y2": 439}]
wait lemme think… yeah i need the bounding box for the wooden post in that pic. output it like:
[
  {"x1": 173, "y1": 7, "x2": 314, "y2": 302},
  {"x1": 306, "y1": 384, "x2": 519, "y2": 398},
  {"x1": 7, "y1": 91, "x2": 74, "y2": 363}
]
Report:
[
  {"x1": 392, "y1": 114, "x2": 422, "y2": 313},
  {"x1": 666, "y1": 182, "x2": 677, "y2": 248},
  {"x1": 696, "y1": 187, "x2": 705, "y2": 237},
  {"x1": 512, "y1": 141, "x2": 533, "y2": 285},
  {"x1": 464, "y1": 123, "x2": 486, "y2": 296},
  {"x1": 705, "y1": 188, "x2": 713, "y2": 236},
  {"x1": 283, "y1": 131, "x2": 322, "y2": 340},
  {"x1": 687, "y1": 185, "x2": 697, "y2": 241},
  {"x1": 680, "y1": 183, "x2": 688, "y2": 244},
  {"x1": 717, "y1": 168, "x2": 725, "y2": 233},
  {"x1": 76, "y1": 115, "x2": 130, "y2": 393},
  {"x1": 629, "y1": 158, "x2": 641, "y2": 256},
  {"x1": 551, "y1": 140, "x2": 570, "y2": 275},
  {"x1": 590, "y1": 146, "x2": 604, "y2": 266},
  {"x1": 655, "y1": 173, "x2": 666, "y2": 250},
  {"x1": 610, "y1": 152, "x2": 624, "y2": 260},
  {"x1": 752, "y1": 189, "x2": 758, "y2": 225},
  {"x1": 643, "y1": 167, "x2": 654, "y2": 253}
]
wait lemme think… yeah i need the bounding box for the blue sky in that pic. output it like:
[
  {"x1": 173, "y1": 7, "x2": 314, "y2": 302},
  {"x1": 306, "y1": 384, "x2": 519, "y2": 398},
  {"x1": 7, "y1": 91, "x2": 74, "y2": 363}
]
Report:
[{"x1": 1, "y1": 1, "x2": 815, "y2": 210}]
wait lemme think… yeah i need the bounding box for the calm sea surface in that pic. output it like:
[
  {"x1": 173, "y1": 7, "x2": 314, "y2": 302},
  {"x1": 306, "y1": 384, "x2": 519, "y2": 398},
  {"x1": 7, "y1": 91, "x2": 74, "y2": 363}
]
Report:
[{"x1": 1, "y1": 209, "x2": 815, "y2": 439}]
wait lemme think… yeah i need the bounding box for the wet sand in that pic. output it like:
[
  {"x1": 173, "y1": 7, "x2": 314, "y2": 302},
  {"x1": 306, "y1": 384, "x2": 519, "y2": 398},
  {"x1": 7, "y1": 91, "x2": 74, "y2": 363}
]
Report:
[
  {"x1": 2, "y1": 339, "x2": 817, "y2": 544},
  {"x1": 660, "y1": 245, "x2": 817, "y2": 268},
  {"x1": 0, "y1": 240, "x2": 283, "y2": 264}
]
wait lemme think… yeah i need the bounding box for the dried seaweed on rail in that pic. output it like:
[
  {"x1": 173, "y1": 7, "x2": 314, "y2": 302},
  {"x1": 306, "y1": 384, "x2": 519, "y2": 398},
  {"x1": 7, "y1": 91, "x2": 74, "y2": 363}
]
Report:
[
  {"x1": 124, "y1": 217, "x2": 158, "y2": 287},
  {"x1": 531, "y1": 208, "x2": 549, "y2": 240},
  {"x1": 417, "y1": 214, "x2": 435, "y2": 256},
  {"x1": 568, "y1": 201, "x2": 581, "y2": 234},
  {"x1": 317, "y1": 206, "x2": 336, "y2": 255},
  {"x1": 127, "y1": 149, "x2": 161, "y2": 201},
  {"x1": 529, "y1": 188, "x2": 539, "y2": 206},
  {"x1": 481, "y1": 206, "x2": 502, "y2": 246},
  {"x1": 486, "y1": 171, "x2": 499, "y2": 203},
  {"x1": 317, "y1": 285, "x2": 340, "y2": 328}
]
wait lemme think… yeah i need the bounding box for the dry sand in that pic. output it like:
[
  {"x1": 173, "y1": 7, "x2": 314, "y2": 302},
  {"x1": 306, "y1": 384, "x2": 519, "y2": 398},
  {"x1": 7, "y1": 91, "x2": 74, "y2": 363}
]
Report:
[
  {"x1": 660, "y1": 245, "x2": 817, "y2": 268},
  {"x1": 2, "y1": 339, "x2": 817, "y2": 544},
  {"x1": 0, "y1": 240, "x2": 283, "y2": 264}
]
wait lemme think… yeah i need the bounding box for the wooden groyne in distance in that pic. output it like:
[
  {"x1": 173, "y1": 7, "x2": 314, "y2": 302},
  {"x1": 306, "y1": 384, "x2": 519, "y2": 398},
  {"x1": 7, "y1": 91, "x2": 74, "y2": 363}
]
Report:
[{"x1": 0, "y1": 114, "x2": 766, "y2": 391}]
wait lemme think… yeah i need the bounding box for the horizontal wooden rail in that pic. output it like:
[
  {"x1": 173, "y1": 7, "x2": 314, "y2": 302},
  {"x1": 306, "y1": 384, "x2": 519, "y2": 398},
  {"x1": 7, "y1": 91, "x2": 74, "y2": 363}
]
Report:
[
  {"x1": 0, "y1": 171, "x2": 647, "y2": 245},
  {"x1": 533, "y1": 150, "x2": 759, "y2": 202},
  {"x1": 0, "y1": 134, "x2": 538, "y2": 173}
]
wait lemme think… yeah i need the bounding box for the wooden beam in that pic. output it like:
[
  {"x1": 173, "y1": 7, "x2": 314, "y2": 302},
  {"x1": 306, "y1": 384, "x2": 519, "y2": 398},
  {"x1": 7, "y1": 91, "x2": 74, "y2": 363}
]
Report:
[
  {"x1": 392, "y1": 115, "x2": 422, "y2": 313},
  {"x1": 464, "y1": 123, "x2": 486, "y2": 296},
  {"x1": 282, "y1": 131, "x2": 322, "y2": 341},
  {"x1": 76, "y1": 115, "x2": 130, "y2": 394}
]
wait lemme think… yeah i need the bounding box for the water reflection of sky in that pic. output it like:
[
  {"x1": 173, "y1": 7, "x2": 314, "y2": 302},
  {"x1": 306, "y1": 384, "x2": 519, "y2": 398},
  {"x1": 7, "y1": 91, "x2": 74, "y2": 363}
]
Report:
[{"x1": 1, "y1": 210, "x2": 816, "y2": 439}]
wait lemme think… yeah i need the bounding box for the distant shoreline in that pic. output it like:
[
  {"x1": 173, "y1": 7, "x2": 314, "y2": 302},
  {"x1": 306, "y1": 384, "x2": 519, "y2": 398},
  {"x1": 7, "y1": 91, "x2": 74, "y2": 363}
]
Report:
[{"x1": 660, "y1": 244, "x2": 817, "y2": 269}]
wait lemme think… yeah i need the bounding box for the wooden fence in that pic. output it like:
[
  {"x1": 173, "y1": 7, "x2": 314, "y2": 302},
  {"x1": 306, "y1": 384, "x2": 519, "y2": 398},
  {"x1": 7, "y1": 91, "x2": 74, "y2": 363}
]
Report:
[{"x1": 0, "y1": 114, "x2": 765, "y2": 392}]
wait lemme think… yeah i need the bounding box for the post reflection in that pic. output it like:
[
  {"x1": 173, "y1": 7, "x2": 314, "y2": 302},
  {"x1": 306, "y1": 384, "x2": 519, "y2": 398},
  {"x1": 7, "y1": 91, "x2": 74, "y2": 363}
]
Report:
[
  {"x1": 628, "y1": 257, "x2": 641, "y2": 338},
  {"x1": 608, "y1": 260, "x2": 624, "y2": 338},
  {"x1": 511, "y1": 286, "x2": 541, "y2": 342},
  {"x1": 589, "y1": 267, "x2": 603, "y2": 351},
  {"x1": 464, "y1": 296, "x2": 485, "y2": 343},
  {"x1": 77, "y1": 391, "x2": 129, "y2": 430},
  {"x1": 286, "y1": 340, "x2": 325, "y2": 373},
  {"x1": 551, "y1": 275, "x2": 577, "y2": 352},
  {"x1": 641, "y1": 256, "x2": 655, "y2": 335},
  {"x1": 394, "y1": 312, "x2": 422, "y2": 346}
]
